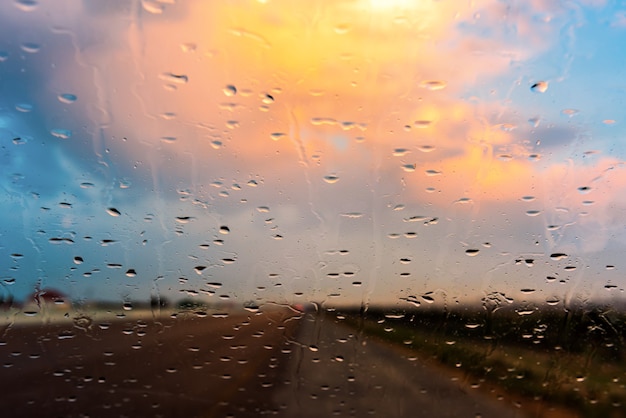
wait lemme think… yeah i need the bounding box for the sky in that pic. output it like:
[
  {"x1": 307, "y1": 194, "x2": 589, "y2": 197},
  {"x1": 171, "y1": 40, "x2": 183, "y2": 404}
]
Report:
[{"x1": 1, "y1": 0, "x2": 626, "y2": 310}]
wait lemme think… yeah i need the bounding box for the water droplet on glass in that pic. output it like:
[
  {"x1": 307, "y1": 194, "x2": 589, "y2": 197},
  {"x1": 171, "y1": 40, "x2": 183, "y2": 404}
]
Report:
[
  {"x1": 160, "y1": 72, "x2": 188, "y2": 84},
  {"x1": 14, "y1": 0, "x2": 38, "y2": 11},
  {"x1": 142, "y1": 0, "x2": 165, "y2": 14},
  {"x1": 50, "y1": 128, "x2": 72, "y2": 139},
  {"x1": 530, "y1": 81, "x2": 548, "y2": 93},
  {"x1": 550, "y1": 253, "x2": 567, "y2": 261},
  {"x1": 421, "y1": 295, "x2": 434, "y2": 303},
  {"x1": 73, "y1": 256, "x2": 83, "y2": 264},
  {"x1": 125, "y1": 269, "x2": 136, "y2": 277},
  {"x1": 525, "y1": 210, "x2": 541, "y2": 217},
  {"x1": 393, "y1": 148, "x2": 409, "y2": 157},
  {"x1": 58, "y1": 93, "x2": 77, "y2": 104},
  {"x1": 577, "y1": 186, "x2": 591, "y2": 194},
  {"x1": 223, "y1": 85, "x2": 237, "y2": 96},
  {"x1": 414, "y1": 120, "x2": 433, "y2": 129},
  {"x1": 465, "y1": 249, "x2": 480, "y2": 256},
  {"x1": 0, "y1": 51, "x2": 8, "y2": 62},
  {"x1": 417, "y1": 145, "x2": 435, "y2": 153},
  {"x1": 21, "y1": 42, "x2": 40, "y2": 53},
  {"x1": 419, "y1": 80, "x2": 447, "y2": 91},
  {"x1": 219, "y1": 226, "x2": 230, "y2": 234},
  {"x1": 106, "y1": 207, "x2": 121, "y2": 217},
  {"x1": 402, "y1": 164, "x2": 416, "y2": 172},
  {"x1": 334, "y1": 24, "x2": 351, "y2": 35},
  {"x1": 180, "y1": 43, "x2": 197, "y2": 53},
  {"x1": 425, "y1": 169, "x2": 441, "y2": 176},
  {"x1": 270, "y1": 132, "x2": 286, "y2": 141},
  {"x1": 323, "y1": 175, "x2": 339, "y2": 184},
  {"x1": 561, "y1": 108, "x2": 579, "y2": 117},
  {"x1": 15, "y1": 103, "x2": 33, "y2": 112}
]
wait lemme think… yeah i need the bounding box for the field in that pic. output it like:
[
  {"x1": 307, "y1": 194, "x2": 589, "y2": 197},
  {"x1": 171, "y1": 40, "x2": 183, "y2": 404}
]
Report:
[{"x1": 340, "y1": 303, "x2": 626, "y2": 417}]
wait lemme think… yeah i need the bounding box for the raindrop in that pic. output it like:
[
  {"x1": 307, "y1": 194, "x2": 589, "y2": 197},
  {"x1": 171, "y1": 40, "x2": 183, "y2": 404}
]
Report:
[
  {"x1": 261, "y1": 93, "x2": 274, "y2": 104},
  {"x1": 323, "y1": 175, "x2": 339, "y2": 184},
  {"x1": 525, "y1": 210, "x2": 541, "y2": 216},
  {"x1": 550, "y1": 253, "x2": 568, "y2": 261},
  {"x1": 58, "y1": 93, "x2": 77, "y2": 104},
  {"x1": 21, "y1": 42, "x2": 40, "y2": 53},
  {"x1": 142, "y1": 0, "x2": 165, "y2": 14},
  {"x1": 50, "y1": 129, "x2": 72, "y2": 139},
  {"x1": 311, "y1": 117, "x2": 337, "y2": 126},
  {"x1": 106, "y1": 207, "x2": 121, "y2": 217},
  {"x1": 421, "y1": 295, "x2": 434, "y2": 303},
  {"x1": 577, "y1": 186, "x2": 591, "y2": 194},
  {"x1": 14, "y1": 0, "x2": 38, "y2": 12},
  {"x1": 160, "y1": 136, "x2": 177, "y2": 143},
  {"x1": 223, "y1": 85, "x2": 237, "y2": 96},
  {"x1": 0, "y1": 51, "x2": 8, "y2": 62},
  {"x1": 15, "y1": 103, "x2": 33, "y2": 112},
  {"x1": 226, "y1": 120, "x2": 239, "y2": 129},
  {"x1": 334, "y1": 24, "x2": 351, "y2": 34},
  {"x1": 465, "y1": 249, "x2": 480, "y2": 256},
  {"x1": 417, "y1": 145, "x2": 435, "y2": 153},
  {"x1": 122, "y1": 302, "x2": 133, "y2": 311},
  {"x1": 219, "y1": 226, "x2": 230, "y2": 234},
  {"x1": 160, "y1": 72, "x2": 188, "y2": 84},
  {"x1": 211, "y1": 140, "x2": 222, "y2": 149},
  {"x1": 125, "y1": 269, "x2": 137, "y2": 277},
  {"x1": 414, "y1": 120, "x2": 432, "y2": 129},
  {"x1": 393, "y1": 148, "x2": 409, "y2": 157},
  {"x1": 520, "y1": 288, "x2": 535, "y2": 294},
  {"x1": 530, "y1": 81, "x2": 548, "y2": 93},
  {"x1": 520, "y1": 196, "x2": 535, "y2": 202},
  {"x1": 419, "y1": 80, "x2": 447, "y2": 91},
  {"x1": 425, "y1": 169, "x2": 442, "y2": 176},
  {"x1": 270, "y1": 132, "x2": 286, "y2": 141},
  {"x1": 73, "y1": 256, "x2": 83, "y2": 264},
  {"x1": 352, "y1": 281, "x2": 362, "y2": 287},
  {"x1": 561, "y1": 109, "x2": 579, "y2": 116},
  {"x1": 402, "y1": 164, "x2": 416, "y2": 172},
  {"x1": 180, "y1": 43, "x2": 197, "y2": 52}
]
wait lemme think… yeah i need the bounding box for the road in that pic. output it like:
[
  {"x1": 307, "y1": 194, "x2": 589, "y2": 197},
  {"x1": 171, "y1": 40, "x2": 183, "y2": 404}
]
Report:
[
  {"x1": 0, "y1": 308, "x2": 300, "y2": 417},
  {"x1": 273, "y1": 310, "x2": 528, "y2": 418},
  {"x1": 0, "y1": 308, "x2": 535, "y2": 417}
]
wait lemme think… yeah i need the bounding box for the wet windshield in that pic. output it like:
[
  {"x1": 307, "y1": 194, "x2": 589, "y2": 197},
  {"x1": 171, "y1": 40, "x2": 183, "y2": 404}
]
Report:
[{"x1": 1, "y1": 1, "x2": 625, "y2": 416}]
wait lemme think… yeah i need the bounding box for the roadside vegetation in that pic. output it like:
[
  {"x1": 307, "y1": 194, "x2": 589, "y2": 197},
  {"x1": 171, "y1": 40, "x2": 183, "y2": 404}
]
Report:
[{"x1": 340, "y1": 303, "x2": 626, "y2": 417}]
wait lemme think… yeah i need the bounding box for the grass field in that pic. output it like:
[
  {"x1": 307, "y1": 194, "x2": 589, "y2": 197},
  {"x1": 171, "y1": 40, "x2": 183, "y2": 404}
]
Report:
[{"x1": 341, "y1": 305, "x2": 626, "y2": 417}]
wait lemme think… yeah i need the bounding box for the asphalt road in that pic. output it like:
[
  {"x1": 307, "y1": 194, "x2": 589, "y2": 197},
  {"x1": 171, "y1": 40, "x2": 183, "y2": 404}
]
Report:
[{"x1": 0, "y1": 308, "x2": 531, "y2": 418}]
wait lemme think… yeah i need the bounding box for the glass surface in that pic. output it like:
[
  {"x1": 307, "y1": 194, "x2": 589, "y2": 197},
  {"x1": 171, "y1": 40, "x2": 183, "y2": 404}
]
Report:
[{"x1": 1, "y1": 1, "x2": 625, "y2": 416}]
